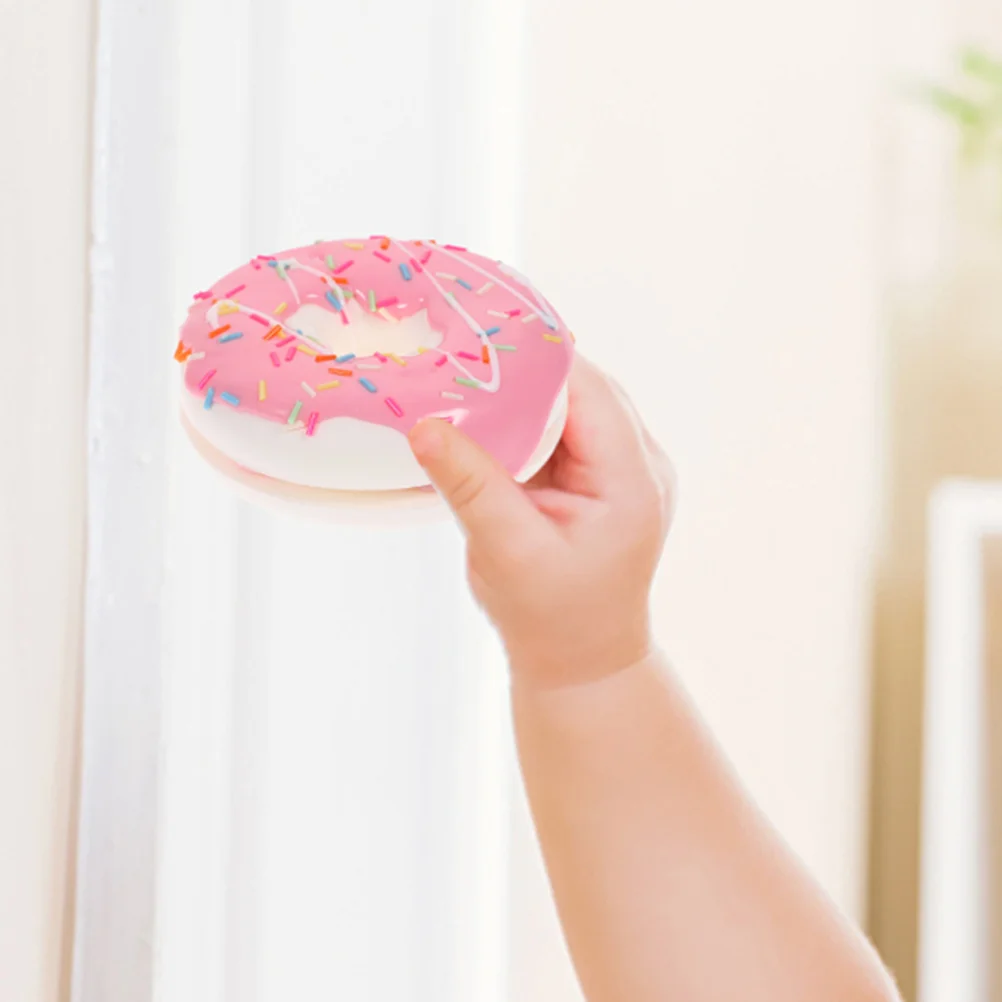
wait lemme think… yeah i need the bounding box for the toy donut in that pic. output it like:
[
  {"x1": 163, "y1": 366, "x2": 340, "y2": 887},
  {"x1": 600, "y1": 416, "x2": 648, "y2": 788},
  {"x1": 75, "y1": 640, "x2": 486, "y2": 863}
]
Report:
[{"x1": 174, "y1": 237, "x2": 574, "y2": 493}]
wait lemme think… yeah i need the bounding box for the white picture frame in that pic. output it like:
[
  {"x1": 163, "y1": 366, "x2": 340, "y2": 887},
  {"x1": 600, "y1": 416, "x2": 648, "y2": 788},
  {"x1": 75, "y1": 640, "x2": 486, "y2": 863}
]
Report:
[{"x1": 919, "y1": 480, "x2": 1002, "y2": 1002}]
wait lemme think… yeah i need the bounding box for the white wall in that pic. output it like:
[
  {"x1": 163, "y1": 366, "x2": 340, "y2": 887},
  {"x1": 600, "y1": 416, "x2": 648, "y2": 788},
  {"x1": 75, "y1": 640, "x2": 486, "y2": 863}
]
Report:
[
  {"x1": 0, "y1": 3, "x2": 92, "y2": 1002},
  {"x1": 522, "y1": 0, "x2": 881, "y2": 919}
]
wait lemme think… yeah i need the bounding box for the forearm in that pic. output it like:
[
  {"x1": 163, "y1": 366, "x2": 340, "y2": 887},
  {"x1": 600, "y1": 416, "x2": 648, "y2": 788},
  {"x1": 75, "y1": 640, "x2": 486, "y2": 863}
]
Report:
[{"x1": 511, "y1": 651, "x2": 899, "y2": 1002}]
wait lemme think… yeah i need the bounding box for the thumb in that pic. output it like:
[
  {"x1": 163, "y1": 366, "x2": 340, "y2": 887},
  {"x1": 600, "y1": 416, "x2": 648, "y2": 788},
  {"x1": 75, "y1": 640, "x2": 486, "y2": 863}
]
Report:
[{"x1": 409, "y1": 418, "x2": 544, "y2": 542}]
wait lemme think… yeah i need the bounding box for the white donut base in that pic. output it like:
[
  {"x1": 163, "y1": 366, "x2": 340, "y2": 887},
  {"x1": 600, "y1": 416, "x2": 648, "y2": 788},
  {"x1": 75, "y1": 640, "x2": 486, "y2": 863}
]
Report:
[{"x1": 179, "y1": 389, "x2": 568, "y2": 526}]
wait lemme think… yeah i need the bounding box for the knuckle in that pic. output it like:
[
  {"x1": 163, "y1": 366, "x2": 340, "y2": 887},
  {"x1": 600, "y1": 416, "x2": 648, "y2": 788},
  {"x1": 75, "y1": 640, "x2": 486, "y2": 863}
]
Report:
[
  {"x1": 625, "y1": 477, "x2": 668, "y2": 533},
  {"x1": 449, "y1": 469, "x2": 489, "y2": 514}
]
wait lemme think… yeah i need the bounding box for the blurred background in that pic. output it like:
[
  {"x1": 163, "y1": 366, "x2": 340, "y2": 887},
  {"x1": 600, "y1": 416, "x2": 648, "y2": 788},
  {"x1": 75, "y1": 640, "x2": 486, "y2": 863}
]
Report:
[{"x1": 2, "y1": 0, "x2": 1002, "y2": 1000}]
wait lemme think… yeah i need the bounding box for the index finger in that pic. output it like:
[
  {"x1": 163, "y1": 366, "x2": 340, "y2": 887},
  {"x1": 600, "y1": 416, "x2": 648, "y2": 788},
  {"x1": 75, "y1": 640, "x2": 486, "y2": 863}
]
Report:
[{"x1": 555, "y1": 355, "x2": 651, "y2": 499}]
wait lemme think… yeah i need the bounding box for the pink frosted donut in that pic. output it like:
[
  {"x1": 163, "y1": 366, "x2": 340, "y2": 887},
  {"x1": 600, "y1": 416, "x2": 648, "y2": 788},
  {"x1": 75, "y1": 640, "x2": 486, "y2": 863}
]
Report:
[{"x1": 175, "y1": 237, "x2": 574, "y2": 492}]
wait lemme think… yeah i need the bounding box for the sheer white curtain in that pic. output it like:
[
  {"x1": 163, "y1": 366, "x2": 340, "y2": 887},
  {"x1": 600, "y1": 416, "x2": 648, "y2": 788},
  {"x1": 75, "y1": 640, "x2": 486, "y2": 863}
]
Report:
[{"x1": 73, "y1": 2, "x2": 566, "y2": 1001}]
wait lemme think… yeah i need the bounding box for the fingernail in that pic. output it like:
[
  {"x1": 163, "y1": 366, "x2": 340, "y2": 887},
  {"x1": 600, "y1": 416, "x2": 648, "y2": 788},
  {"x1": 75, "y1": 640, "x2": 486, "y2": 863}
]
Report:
[{"x1": 409, "y1": 419, "x2": 446, "y2": 464}]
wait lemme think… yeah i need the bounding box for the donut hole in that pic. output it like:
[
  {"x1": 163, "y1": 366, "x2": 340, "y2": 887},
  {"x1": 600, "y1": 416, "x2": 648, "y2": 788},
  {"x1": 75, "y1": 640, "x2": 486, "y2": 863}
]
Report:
[{"x1": 286, "y1": 301, "x2": 443, "y2": 360}]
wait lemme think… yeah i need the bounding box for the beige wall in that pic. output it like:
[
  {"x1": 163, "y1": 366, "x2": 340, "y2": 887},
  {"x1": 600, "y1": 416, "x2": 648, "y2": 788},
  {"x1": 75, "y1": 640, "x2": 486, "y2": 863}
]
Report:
[
  {"x1": 868, "y1": 4, "x2": 1002, "y2": 1000},
  {"x1": 0, "y1": 4, "x2": 92, "y2": 1002},
  {"x1": 523, "y1": 0, "x2": 880, "y2": 915}
]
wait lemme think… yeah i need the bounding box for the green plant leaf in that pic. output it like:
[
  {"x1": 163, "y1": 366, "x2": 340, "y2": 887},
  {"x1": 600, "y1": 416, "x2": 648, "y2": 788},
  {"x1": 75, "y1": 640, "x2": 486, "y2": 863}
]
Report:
[
  {"x1": 915, "y1": 83, "x2": 986, "y2": 127},
  {"x1": 960, "y1": 46, "x2": 1002, "y2": 89}
]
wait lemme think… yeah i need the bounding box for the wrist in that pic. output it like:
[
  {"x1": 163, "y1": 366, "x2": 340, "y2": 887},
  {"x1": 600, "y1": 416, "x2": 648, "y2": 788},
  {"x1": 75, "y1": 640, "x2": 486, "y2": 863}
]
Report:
[
  {"x1": 510, "y1": 646, "x2": 672, "y2": 736},
  {"x1": 505, "y1": 615, "x2": 655, "y2": 694}
]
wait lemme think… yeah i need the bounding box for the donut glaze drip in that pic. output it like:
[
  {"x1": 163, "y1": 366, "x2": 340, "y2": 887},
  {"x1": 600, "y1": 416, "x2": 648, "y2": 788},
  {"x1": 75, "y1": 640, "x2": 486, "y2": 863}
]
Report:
[{"x1": 176, "y1": 237, "x2": 574, "y2": 482}]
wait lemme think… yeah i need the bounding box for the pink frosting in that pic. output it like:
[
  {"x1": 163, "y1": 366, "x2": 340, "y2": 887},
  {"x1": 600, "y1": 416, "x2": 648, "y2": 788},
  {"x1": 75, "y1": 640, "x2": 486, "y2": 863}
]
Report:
[{"x1": 176, "y1": 237, "x2": 574, "y2": 478}]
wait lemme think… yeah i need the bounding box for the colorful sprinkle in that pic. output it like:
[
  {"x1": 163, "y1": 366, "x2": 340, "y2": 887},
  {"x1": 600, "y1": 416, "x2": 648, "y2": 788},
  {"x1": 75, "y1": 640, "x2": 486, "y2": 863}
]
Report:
[
  {"x1": 456, "y1": 278, "x2": 473, "y2": 291},
  {"x1": 208, "y1": 325, "x2": 231, "y2": 339},
  {"x1": 484, "y1": 326, "x2": 502, "y2": 336},
  {"x1": 410, "y1": 257, "x2": 423, "y2": 273},
  {"x1": 301, "y1": 381, "x2": 316, "y2": 398},
  {"x1": 444, "y1": 244, "x2": 467, "y2": 252},
  {"x1": 482, "y1": 346, "x2": 490, "y2": 364},
  {"x1": 420, "y1": 250, "x2": 433, "y2": 265},
  {"x1": 441, "y1": 391, "x2": 464, "y2": 400},
  {"x1": 265, "y1": 325, "x2": 283, "y2": 340},
  {"x1": 325, "y1": 290, "x2": 343, "y2": 311},
  {"x1": 218, "y1": 332, "x2": 244, "y2": 343},
  {"x1": 194, "y1": 291, "x2": 213, "y2": 301},
  {"x1": 507, "y1": 309, "x2": 522, "y2": 318},
  {"x1": 376, "y1": 296, "x2": 399, "y2": 309},
  {"x1": 360, "y1": 378, "x2": 378, "y2": 393},
  {"x1": 344, "y1": 242, "x2": 365, "y2": 250},
  {"x1": 325, "y1": 254, "x2": 335, "y2": 269},
  {"x1": 174, "y1": 340, "x2": 189, "y2": 361},
  {"x1": 476, "y1": 282, "x2": 494, "y2": 295},
  {"x1": 189, "y1": 352, "x2": 205, "y2": 361},
  {"x1": 373, "y1": 251, "x2": 392, "y2": 263},
  {"x1": 455, "y1": 377, "x2": 481, "y2": 389},
  {"x1": 368, "y1": 290, "x2": 377, "y2": 312},
  {"x1": 328, "y1": 368, "x2": 354, "y2": 377},
  {"x1": 275, "y1": 302, "x2": 287, "y2": 314},
  {"x1": 297, "y1": 345, "x2": 317, "y2": 356},
  {"x1": 306, "y1": 412, "x2": 319, "y2": 437},
  {"x1": 494, "y1": 344, "x2": 517, "y2": 351},
  {"x1": 224, "y1": 285, "x2": 246, "y2": 298},
  {"x1": 220, "y1": 392, "x2": 240, "y2": 407},
  {"x1": 522, "y1": 313, "x2": 539, "y2": 324},
  {"x1": 288, "y1": 401, "x2": 303, "y2": 425},
  {"x1": 337, "y1": 353, "x2": 356, "y2": 363},
  {"x1": 204, "y1": 388, "x2": 215, "y2": 409},
  {"x1": 276, "y1": 262, "x2": 288, "y2": 280},
  {"x1": 249, "y1": 315, "x2": 269, "y2": 326},
  {"x1": 258, "y1": 380, "x2": 267, "y2": 401},
  {"x1": 355, "y1": 363, "x2": 381, "y2": 370},
  {"x1": 218, "y1": 303, "x2": 239, "y2": 315},
  {"x1": 435, "y1": 356, "x2": 449, "y2": 367},
  {"x1": 543, "y1": 334, "x2": 563, "y2": 343},
  {"x1": 387, "y1": 353, "x2": 406, "y2": 366},
  {"x1": 317, "y1": 380, "x2": 341, "y2": 391},
  {"x1": 400, "y1": 263, "x2": 413, "y2": 281},
  {"x1": 334, "y1": 260, "x2": 354, "y2": 275},
  {"x1": 270, "y1": 352, "x2": 281, "y2": 367},
  {"x1": 378, "y1": 308, "x2": 398, "y2": 323},
  {"x1": 285, "y1": 346, "x2": 297, "y2": 361},
  {"x1": 275, "y1": 335, "x2": 295, "y2": 347},
  {"x1": 385, "y1": 397, "x2": 404, "y2": 417},
  {"x1": 197, "y1": 370, "x2": 217, "y2": 391},
  {"x1": 374, "y1": 353, "x2": 388, "y2": 363},
  {"x1": 488, "y1": 310, "x2": 508, "y2": 318},
  {"x1": 436, "y1": 272, "x2": 457, "y2": 281},
  {"x1": 457, "y1": 351, "x2": 479, "y2": 361},
  {"x1": 315, "y1": 355, "x2": 337, "y2": 363}
]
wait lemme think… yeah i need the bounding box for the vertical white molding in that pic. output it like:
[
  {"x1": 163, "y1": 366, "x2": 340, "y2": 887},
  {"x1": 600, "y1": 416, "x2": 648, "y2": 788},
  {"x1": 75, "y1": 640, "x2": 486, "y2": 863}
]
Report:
[
  {"x1": 439, "y1": 3, "x2": 535, "y2": 1000},
  {"x1": 74, "y1": 1, "x2": 180, "y2": 1000}
]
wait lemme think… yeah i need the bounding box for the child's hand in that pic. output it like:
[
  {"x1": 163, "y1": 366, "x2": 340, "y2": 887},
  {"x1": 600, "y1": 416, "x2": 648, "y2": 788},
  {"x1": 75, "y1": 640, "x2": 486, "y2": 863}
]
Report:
[
  {"x1": 408, "y1": 356, "x2": 675, "y2": 689},
  {"x1": 412, "y1": 357, "x2": 901, "y2": 1002}
]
